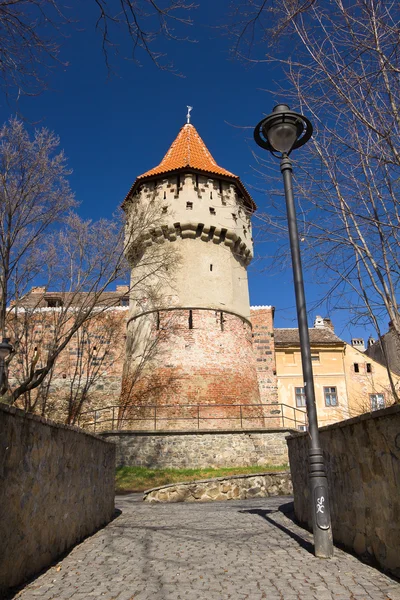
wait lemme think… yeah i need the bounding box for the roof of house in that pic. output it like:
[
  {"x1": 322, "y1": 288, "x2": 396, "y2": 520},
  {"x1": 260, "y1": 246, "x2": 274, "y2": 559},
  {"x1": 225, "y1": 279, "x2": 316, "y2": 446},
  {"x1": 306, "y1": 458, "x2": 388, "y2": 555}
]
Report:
[
  {"x1": 10, "y1": 288, "x2": 129, "y2": 310},
  {"x1": 122, "y1": 123, "x2": 256, "y2": 211},
  {"x1": 274, "y1": 328, "x2": 345, "y2": 346}
]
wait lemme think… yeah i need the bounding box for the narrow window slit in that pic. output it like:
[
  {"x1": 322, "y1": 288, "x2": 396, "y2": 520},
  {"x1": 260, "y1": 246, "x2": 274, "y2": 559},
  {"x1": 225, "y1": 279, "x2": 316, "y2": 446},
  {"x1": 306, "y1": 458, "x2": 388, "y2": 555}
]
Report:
[{"x1": 188, "y1": 310, "x2": 193, "y2": 329}]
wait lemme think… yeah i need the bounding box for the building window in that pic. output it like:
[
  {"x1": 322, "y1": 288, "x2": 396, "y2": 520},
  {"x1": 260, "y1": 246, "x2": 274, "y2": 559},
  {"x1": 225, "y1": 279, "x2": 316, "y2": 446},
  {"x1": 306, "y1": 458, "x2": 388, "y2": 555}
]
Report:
[
  {"x1": 366, "y1": 363, "x2": 372, "y2": 373},
  {"x1": 120, "y1": 296, "x2": 129, "y2": 307},
  {"x1": 162, "y1": 206, "x2": 168, "y2": 214},
  {"x1": 370, "y1": 393, "x2": 385, "y2": 411},
  {"x1": 324, "y1": 387, "x2": 338, "y2": 407},
  {"x1": 311, "y1": 353, "x2": 320, "y2": 363},
  {"x1": 188, "y1": 309, "x2": 193, "y2": 329},
  {"x1": 186, "y1": 202, "x2": 193, "y2": 210},
  {"x1": 298, "y1": 424, "x2": 307, "y2": 431},
  {"x1": 45, "y1": 297, "x2": 63, "y2": 308},
  {"x1": 209, "y1": 207, "x2": 216, "y2": 215},
  {"x1": 354, "y1": 363, "x2": 359, "y2": 373},
  {"x1": 295, "y1": 387, "x2": 306, "y2": 407}
]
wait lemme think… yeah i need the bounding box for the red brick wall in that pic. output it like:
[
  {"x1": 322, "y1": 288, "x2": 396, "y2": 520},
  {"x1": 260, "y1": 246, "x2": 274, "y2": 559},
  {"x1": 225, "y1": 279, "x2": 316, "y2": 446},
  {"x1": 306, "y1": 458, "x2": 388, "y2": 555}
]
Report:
[
  {"x1": 250, "y1": 307, "x2": 278, "y2": 404},
  {"x1": 121, "y1": 308, "x2": 263, "y2": 429}
]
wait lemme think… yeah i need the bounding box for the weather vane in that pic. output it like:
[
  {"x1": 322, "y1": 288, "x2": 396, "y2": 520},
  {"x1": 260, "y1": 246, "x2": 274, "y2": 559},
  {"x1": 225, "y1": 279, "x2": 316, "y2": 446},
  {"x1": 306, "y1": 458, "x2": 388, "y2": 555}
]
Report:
[{"x1": 186, "y1": 106, "x2": 193, "y2": 124}]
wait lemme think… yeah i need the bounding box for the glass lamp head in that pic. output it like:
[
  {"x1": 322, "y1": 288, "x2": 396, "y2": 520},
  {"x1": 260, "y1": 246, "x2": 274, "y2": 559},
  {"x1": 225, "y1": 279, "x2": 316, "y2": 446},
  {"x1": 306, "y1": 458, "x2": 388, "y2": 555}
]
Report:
[
  {"x1": 0, "y1": 338, "x2": 13, "y2": 360},
  {"x1": 254, "y1": 104, "x2": 313, "y2": 156}
]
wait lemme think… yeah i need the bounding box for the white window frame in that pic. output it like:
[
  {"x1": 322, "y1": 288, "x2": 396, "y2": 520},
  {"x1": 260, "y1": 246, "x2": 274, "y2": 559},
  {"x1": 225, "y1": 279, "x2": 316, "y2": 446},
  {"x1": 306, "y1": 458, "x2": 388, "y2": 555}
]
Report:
[
  {"x1": 295, "y1": 386, "x2": 306, "y2": 407},
  {"x1": 370, "y1": 393, "x2": 385, "y2": 411},
  {"x1": 324, "y1": 386, "x2": 338, "y2": 407}
]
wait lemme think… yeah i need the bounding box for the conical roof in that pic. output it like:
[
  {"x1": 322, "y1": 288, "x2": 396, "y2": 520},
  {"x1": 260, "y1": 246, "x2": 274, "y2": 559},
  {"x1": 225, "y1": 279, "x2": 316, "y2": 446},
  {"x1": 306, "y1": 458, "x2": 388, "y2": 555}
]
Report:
[
  {"x1": 138, "y1": 124, "x2": 236, "y2": 179},
  {"x1": 123, "y1": 123, "x2": 256, "y2": 211}
]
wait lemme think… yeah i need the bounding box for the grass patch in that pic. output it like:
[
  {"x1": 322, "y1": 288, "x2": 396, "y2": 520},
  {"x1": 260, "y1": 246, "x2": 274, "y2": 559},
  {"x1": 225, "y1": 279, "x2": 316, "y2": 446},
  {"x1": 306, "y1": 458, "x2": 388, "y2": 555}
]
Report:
[{"x1": 115, "y1": 464, "x2": 289, "y2": 494}]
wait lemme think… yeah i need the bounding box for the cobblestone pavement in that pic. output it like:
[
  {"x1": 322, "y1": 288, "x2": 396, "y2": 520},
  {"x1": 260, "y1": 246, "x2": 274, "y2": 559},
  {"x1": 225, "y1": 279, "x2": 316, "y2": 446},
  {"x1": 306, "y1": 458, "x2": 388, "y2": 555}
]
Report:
[{"x1": 13, "y1": 495, "x2": 400, "y2": 600}]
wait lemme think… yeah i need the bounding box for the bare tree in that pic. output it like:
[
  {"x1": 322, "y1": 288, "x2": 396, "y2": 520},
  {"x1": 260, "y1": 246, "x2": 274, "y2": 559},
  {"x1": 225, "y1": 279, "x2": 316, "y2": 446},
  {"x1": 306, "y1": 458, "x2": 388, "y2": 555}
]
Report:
[
  {"x1": 1, "y1": 117, "x2": 177, "y2": 405},
  {"x1": 0, "y1": 116, "x2": 75, "y2": 346},
  {"x1": 7, "y1": 305, "x2": 126, "y2": 422},
  {"x1": 0, "y1": 0, "x2": 196, "y2": 97},
  {"x1": 229, "y1": 0, "x2": 400, "y2": 399},
  {"x1": 62, "y1": 310, "x2": 126, "y2": 424}
]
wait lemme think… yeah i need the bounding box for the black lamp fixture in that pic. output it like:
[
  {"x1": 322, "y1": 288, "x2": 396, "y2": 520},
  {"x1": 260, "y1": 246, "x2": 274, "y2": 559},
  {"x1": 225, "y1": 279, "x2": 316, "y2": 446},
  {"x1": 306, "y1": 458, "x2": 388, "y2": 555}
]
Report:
[
  {"x1": 254, "y1": 104, "x2": 333, "y2": 559},
  {"x1": 0, "y1": 337, "x2": 13, "y2": 393},
  {"x1": 254, "y1": 104, "x2": 313, "y2": 155}
]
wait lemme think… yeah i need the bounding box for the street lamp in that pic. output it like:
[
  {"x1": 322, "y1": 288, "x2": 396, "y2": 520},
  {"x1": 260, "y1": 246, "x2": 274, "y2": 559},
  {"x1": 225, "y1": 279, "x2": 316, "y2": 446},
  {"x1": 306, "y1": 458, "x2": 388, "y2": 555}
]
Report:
[
  {"x1": 0, "y1": 337, "x2": 13, "y2": 393},
  {"x1": 254, "y1": 104, "x2": 333, "y2": 558}
]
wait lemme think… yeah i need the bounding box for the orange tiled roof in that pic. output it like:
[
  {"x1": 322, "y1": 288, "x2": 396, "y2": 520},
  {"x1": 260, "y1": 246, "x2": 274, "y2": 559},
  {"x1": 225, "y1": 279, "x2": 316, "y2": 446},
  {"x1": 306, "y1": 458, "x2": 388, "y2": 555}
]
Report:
[
  {"x1": 123, "y1": 123, "x2": 256, "y2": 211},
  {"x1": 137, "y1": 123, "x2": 236, "y2": 179}
]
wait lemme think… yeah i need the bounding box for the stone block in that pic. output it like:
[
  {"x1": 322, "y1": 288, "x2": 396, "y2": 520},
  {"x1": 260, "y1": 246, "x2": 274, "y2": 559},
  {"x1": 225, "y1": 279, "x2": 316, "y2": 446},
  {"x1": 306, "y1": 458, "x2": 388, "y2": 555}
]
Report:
[{"x1": 287, "y1": 404, "x2": 400, "y2": 577}]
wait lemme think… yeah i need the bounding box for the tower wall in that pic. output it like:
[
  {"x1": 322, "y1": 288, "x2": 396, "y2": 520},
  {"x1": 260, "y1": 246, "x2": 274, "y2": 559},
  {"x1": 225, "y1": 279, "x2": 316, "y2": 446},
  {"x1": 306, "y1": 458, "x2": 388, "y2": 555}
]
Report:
[
  {"x1": 122, "y1": 139, "x2": 262, "y2": 425},
  {"x1": 121, "y1": 309, "x2": 263, "y2": 429},
  {"x1": 127, "y1": 173, "x2": 253, "y2": 318}
]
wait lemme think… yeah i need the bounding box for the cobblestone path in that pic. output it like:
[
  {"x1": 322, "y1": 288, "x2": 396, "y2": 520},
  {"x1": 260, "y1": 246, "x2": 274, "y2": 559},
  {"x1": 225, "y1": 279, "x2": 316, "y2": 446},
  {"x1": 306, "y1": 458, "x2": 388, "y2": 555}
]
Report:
[{"x1": 13, "y1": 495, "x2": 400, "y2": 600}]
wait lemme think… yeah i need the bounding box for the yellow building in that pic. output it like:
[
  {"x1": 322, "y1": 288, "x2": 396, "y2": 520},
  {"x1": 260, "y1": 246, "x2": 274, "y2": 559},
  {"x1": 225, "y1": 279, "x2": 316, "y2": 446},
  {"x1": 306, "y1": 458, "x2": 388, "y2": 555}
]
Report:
[{"x1": 275, "y1": 317, "x2": 400, "y2": 428}]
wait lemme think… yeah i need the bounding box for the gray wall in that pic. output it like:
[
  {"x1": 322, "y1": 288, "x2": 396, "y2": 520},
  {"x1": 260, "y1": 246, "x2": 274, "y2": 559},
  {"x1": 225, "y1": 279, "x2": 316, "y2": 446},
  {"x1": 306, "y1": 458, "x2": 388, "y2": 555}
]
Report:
[
  {"x1": 287, "y1": 404, "x2": 400, "y2": 577},
  {"x1": 101, "y1": 429, "x2": 292, "y2": 469},
  {"x1": 0, "y1": 403, "x2": 115, "y2": 595}
]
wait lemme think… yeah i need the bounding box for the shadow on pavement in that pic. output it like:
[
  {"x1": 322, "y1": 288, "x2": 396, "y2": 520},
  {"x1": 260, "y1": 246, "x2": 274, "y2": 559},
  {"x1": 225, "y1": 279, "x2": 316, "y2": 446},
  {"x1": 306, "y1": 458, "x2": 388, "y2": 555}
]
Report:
[{"x1": 239, "y1": 501, "x2": 315, "y2": 556}]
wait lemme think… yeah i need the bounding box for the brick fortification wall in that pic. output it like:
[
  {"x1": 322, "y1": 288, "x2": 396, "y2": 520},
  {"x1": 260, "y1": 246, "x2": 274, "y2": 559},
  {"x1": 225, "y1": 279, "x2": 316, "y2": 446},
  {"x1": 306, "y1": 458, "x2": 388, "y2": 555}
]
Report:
[
  {"x1": 121, "y1": 308, "x2": 263, "y2": 428},
  {"x1": 0, "y1": 404, "x2": 115, "y2": 596},
  {"x1": 101, "y1": 429, "x2": 291, "y2": 468},
  {"x1": 287, "y1": 405, "x2": 400, "y2": 577},
  {"x1": 250, "y1": 306, "x2": 278, "y2": 403}
]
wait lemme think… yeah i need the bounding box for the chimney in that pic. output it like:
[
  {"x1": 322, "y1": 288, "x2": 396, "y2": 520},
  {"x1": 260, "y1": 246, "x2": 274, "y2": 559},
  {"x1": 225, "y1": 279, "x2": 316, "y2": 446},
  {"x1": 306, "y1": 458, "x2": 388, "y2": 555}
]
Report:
[
  {"x1": 314, "y1": 316, "x2": 334, "y2": 330},
  {"x1": 31, "y1": 286, "x2": 46, "y2": 294},
  {"x1": 368, "y1": 335, "x2": 375, "y2": 347},
  {"x1": 314, "y1": 315, "x2": 324, "y2": 328},
  {"x1": 351, "y1": 338, "x2": 365, "y2": 352},
  {"x1": 322, "y1": 318, "x2": 334, "y2": 331}
]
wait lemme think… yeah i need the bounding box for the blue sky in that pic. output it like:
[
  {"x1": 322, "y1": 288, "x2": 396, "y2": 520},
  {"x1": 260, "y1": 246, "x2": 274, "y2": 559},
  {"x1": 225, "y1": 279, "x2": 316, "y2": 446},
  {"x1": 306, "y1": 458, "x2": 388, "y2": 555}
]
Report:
[{"x1": 0, "y1": 1, "x2": 374, "y2": 343}]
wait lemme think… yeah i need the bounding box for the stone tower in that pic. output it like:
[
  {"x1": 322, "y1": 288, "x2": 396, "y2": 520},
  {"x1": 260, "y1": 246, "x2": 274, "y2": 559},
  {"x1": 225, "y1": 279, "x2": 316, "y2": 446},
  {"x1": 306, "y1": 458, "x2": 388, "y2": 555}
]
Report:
[{"x1": 121, "y1": 121, "x2": 262, "y2": 427}]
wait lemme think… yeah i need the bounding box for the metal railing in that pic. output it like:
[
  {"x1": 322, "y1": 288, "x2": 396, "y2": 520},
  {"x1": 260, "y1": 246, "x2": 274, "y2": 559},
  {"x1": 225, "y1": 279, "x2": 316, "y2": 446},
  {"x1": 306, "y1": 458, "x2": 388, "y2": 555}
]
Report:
[{"x1": 78, "y1": 403, "x2": 307, "y2": 433}]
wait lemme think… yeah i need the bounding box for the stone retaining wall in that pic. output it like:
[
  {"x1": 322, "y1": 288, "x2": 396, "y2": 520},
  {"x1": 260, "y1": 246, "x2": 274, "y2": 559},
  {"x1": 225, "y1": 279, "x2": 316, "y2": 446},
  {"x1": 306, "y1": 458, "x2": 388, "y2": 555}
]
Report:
[
  {"x1": 143, "y1": 471, "x2": 292, "y2": 503},
  {"x1": 287, "y1": 404, "x2": 400, "y2": 577},
  {"x1": 101, "y1": 429, "x2": 292, "y2": 469},
  {"x1": 0, "y1": 403, "x2": 115, "y2": 596}
]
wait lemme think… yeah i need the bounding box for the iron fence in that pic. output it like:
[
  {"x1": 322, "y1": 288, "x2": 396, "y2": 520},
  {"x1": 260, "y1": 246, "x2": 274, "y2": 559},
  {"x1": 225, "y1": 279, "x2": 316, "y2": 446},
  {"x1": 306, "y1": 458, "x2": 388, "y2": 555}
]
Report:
[{"x1": 78, "y1": 403, "x2": 308, "y2": 433}]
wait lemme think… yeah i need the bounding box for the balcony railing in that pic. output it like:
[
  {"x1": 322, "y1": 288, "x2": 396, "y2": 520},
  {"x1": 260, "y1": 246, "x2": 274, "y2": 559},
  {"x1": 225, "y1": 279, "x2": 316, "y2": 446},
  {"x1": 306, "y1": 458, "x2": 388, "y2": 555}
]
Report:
[{"x1": 78, "y1": 403, "x2": 308, "y2": 433}]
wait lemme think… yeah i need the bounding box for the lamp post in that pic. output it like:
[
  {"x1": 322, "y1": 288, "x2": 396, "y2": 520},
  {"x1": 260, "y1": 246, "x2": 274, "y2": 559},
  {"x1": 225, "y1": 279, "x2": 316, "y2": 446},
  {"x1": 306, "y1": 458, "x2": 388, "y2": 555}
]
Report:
[
  {"x1": 254, "y1": 104, "x2": 333, "y2": 558},
  {"x1": 0, "y1": 337, "x2": 13, "y2": 394}
]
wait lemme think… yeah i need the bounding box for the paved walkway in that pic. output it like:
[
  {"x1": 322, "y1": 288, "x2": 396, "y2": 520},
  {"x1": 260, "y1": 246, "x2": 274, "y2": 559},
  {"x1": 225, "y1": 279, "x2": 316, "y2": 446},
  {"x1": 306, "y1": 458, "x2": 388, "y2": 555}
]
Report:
[{"x1": 13, "y1": 495, "x2": 400, "y2": 600}]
